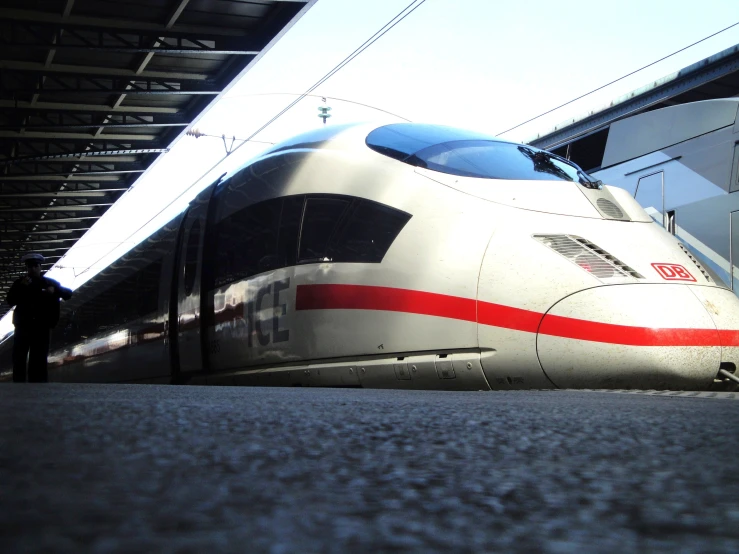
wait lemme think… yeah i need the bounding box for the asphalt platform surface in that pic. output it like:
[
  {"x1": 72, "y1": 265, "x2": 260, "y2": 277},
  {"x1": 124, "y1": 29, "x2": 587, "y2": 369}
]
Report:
[{"x1": 2, "y1": 384, "x2": 739, "y2": 553}]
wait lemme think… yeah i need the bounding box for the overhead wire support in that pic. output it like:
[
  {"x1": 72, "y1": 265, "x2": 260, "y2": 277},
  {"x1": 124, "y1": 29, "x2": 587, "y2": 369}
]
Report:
[
  {"x1": 496, "y1": 20, "x2": 739, "y2": 137},
  {"x1": 227, "y1": 92, "x2": 411, "y2": 122},
  {"x1": 237, "y1": 0, "x2": 428, "y2": 147},
  {"x1": 186, "y1": 128, "x2": 274, "y2": 155},
  {"x1": 318, "y1": 98, "x2": 331, "y2": 125}
]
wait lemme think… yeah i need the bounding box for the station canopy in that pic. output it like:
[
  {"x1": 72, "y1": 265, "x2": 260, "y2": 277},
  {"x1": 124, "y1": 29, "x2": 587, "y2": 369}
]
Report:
[
  {"x1": 0, "y1": 0, "x2": 312, "y2": 318},
  {"x1": 527, "y1": 43, "x2": 739, "y2": 173}
]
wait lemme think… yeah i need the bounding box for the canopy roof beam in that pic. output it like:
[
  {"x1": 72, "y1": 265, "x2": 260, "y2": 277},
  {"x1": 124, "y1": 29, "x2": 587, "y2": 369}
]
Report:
[
  {"x1": 0, "y1": 100, "x2": 180, "y2": 114},
  {"x1": 2, "y1": 163, "x2": 146, "y2": 176},
  {"x1": 0, "y1": 60, "x2": 210, "y2": 81},
  {"x1": 1, "y1": 19, "x2": 264, "y2": 55},
  {"x1": 0, "y1": 203, "x2": 114, "y2": 212},
  {"x1": 0, "y1": 182, "x2": 128, "y2": 193},
  {"x1": 0, "y1": 7, "x2": 254, "y2": 37},
  {"x1": 0, "y1": 109, "x2": 188, "y2": 130},
  {"x1": 1, "y1": 227, "x2": 92, "y2": 235},
  {"x1": 1, "y1": 71, "x2": 221, "y2": 96}
]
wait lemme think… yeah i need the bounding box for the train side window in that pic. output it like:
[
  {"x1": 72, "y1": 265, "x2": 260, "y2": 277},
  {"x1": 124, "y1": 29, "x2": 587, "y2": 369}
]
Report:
[
  {"x1": 92, "y1": 258, "x2": 164, "y2": 334},
  {"x1": 76, "y1": 304, "x2": 95, "y2": 339},
  {"x1": 326, "y1": 199, "x2": 411, "y2": 263},
  {"x1": 135, "y1": 259, "x2": 163, "y2": 317},
  {"x1": 277, "y1": 196, "x2": 305, "y2": 268},
  {"x1": 64, "y1": 258, "x2": 163, "y2": 340},
  {"x1": 212, "y1": 194, "x2": 410, "y2": 283},
  {"x1": 183, "y1": 220, "x2": 200, "y2": 297},
  {"x1": 298, "y1": 197, "x2": 352, "y2": 262},
  {"x1": 298, "y1": 196, "x2": 411, "y2": 264},
  {"x1": 214, "y1": 197, "x2": 282, "y2": 287}
]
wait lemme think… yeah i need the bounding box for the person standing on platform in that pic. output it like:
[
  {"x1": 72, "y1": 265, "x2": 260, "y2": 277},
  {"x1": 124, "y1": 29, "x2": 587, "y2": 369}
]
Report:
[{"x1": 6, "y1": 253, "x2": 73, "y2": 383}]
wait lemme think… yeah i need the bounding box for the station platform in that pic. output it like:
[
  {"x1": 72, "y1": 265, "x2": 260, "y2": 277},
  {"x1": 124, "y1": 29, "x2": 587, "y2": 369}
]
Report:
[{"x1": 2, "y1": 383, "x2": 738, "y2": 552}]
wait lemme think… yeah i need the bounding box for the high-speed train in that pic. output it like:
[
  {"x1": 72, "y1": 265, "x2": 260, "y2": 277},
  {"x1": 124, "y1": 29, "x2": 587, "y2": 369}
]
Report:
[{"x1": 2, "y1": 122, "x2": 739, "y2": 390}]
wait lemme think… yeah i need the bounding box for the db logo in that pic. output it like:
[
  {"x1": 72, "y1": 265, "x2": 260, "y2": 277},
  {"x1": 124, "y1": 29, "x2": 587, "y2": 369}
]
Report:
[{"x1": 652, "y1": 263, "x2": 696, "y2": 282}]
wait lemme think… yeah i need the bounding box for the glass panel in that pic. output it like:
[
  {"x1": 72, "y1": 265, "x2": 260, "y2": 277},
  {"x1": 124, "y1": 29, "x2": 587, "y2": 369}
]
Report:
[
  {"x1": 298, "y1": 197, "x2": 351, "y2": 262},
  {"x1": 277, "y1": 196, "x2": 304, "y2": 269},
  {"x1": 732, "y1": 211, "x2": 739, "y2": 291},
  {"x1": 136, "y1": 259, "x2": 163, "y2": 317},
  {"x1": 408, "y1": 141, "x2": 598, "y2": 185},
  {"x1": 366, "y1": 123, "x2": 494, "y2": 162},
  {"x1": 326, "y1": 199, "x2": 412, "y2": 263},
  {"x1": 214, "y1": 197, "x2": 281, "y2": 287},
  {"x1": 635, "y1": 172, "x2": 663, "y2": 226},
  {"x1": 183, "y1": 220, "x2": 200, "y2": 296},
  {"x1": 211, "y1": 194, "x2": 410, "y2": 283},
  {"x1": 411, "y1": 142, "x2": 598, "y2": 184},
  {"x1": 365, "y1": 124, "x2": 599, "y2": 186},
  {"x1": 69, "y1": 259, "x2": 163, "y2": 339}
]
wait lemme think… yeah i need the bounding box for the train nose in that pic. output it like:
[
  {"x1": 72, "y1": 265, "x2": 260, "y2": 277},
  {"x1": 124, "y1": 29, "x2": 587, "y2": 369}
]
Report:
[{"x1": 536, "y1": 284, "x2": 725, "y2": 390}]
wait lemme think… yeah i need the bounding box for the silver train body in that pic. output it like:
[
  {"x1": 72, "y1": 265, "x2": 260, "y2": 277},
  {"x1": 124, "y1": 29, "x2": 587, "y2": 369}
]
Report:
[
  {"x1": 590, "y1": 98, "x2": 739, "y2": 295},
  {"x1": 2, "y1": 122, "x2": 738, "y2": 390}
]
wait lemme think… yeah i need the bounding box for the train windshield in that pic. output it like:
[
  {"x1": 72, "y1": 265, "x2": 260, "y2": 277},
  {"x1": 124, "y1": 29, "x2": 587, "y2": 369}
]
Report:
[
  {"x1": 366, "y1": 124, "x2": 600, "y2": 188},
  {"x1": 411, "y1": 141, "x2": 599, "y2": 186}
]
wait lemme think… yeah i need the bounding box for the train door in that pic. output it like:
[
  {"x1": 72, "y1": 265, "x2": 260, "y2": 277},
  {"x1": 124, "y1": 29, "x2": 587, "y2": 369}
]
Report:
[
  {"x1": 174, "y1": 204, "x2": 208, "y2": 373},
  {"x1": 635, "y1": 170, "x2": 664, "y2": 226}
]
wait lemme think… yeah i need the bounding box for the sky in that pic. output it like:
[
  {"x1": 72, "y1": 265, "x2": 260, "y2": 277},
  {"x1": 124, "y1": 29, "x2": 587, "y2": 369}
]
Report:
[{"x1": 2, "y1": 0, "x2": 739, "y2": 336}]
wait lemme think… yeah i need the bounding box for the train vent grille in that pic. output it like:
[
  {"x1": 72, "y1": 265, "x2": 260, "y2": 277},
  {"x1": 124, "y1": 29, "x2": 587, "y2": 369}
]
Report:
[
  {"x1": 678, "y1": 243, "x2": 711, "y2": 283},
  {"x1": 596, "y1": 198, "x2": 624, "y2": 219},
  {"x1": 534, "y1": 235, "x2": 644, "y2": 281}
]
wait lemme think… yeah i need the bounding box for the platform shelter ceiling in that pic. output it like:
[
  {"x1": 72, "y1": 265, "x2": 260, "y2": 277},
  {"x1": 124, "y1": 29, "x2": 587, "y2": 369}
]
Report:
[{"x1": 0, "y1": 0, "x2": 311, "y2": 317}]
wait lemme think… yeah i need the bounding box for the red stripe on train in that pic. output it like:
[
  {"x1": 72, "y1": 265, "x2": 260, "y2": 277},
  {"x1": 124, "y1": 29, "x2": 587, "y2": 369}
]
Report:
[
  {"x1": 295, "y1": 284, "x2": 739, "y2": 347},
  {"x1": 538, "y1": 315, "x2": 728, "y2": 347},
  {"x1": 296, "y1": 283, "x2": 477, "y2": 322}
]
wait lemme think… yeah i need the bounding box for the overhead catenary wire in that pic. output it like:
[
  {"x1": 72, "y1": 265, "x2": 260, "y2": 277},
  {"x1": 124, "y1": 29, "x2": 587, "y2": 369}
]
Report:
[
  {"x1": 496, "y1": 20, "x2": 739, "y2": 137},
  {"x1": 235, "y1": 0, "x2": 427, "y2": 146},
  {"x1": 187, "y1": 92, "x2": 412, "y2": 154},
  {"x1": 228, "y1": 92, "x2": 412, "y2": 123},
  {"x1": 58, "y1": 0, "x2": 429, "y2": 282}
]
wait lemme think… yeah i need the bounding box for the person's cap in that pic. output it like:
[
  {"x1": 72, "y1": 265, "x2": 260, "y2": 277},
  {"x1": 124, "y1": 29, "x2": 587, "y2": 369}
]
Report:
[{"x1": 21, "y1": 253, "x2": 44, "y2": 264}]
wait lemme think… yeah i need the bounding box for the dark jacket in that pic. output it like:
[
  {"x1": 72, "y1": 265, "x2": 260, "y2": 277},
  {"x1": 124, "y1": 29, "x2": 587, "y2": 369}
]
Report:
[{"x1": 6, "y1": 275, "x2": 73, "y2": 329}]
